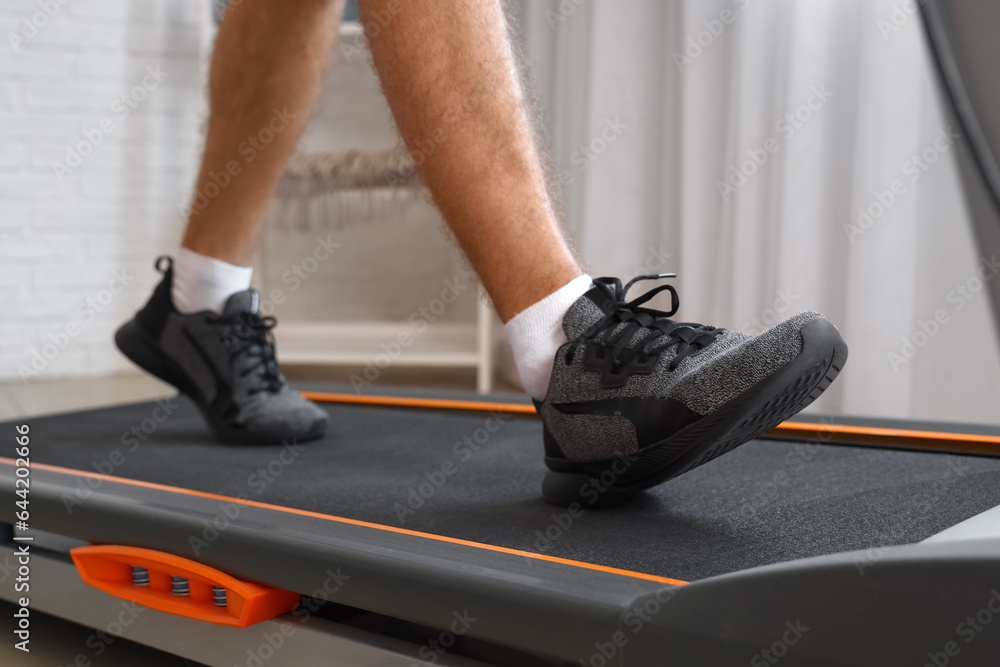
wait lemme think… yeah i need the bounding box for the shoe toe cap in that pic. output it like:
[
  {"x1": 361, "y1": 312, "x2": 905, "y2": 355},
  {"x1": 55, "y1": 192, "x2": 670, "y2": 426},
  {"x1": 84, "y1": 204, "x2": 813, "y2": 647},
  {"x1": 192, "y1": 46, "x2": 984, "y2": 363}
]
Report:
[{"x1": 672, "y1": 311, "x2": 835, "y2": 414}]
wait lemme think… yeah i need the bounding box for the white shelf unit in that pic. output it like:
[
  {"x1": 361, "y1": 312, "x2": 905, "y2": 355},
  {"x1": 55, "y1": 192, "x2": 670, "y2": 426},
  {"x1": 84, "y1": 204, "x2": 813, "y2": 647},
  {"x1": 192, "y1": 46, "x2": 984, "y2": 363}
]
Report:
[{"x1": 274, "y1": 304, "x2": 494, "y2": 393}]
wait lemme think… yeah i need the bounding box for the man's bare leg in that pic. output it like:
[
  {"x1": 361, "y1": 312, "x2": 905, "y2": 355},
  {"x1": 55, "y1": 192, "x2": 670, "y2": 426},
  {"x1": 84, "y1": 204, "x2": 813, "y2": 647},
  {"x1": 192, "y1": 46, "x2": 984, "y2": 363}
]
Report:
[
  {"x1": 181, "y1": 0, "x2": 344, "y2": 268},
  {"x1": 360, "y1": 0, "x2": 582, "y2": 325}
]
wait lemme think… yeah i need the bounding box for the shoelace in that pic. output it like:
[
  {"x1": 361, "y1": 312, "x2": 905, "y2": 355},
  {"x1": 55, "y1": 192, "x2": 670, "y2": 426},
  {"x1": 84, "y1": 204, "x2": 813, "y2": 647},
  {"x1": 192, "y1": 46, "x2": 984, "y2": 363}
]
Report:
[
  {"x1": 208, "y1": 312, "x2": 284, "y2": 395},
  {"x1": 566, "y1": 274, "x2": 723, "y2": 373}
]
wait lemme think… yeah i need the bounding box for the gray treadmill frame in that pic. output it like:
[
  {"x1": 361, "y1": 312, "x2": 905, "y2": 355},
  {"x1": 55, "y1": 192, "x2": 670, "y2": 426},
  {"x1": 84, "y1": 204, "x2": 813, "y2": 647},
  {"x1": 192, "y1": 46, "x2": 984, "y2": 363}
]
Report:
[
  {"x1": 920, "y1": 0, "x2": 1000, "y2": 339},
  {"x1": 3, "y1": 461, "x2": 1000, "y2": 667}
]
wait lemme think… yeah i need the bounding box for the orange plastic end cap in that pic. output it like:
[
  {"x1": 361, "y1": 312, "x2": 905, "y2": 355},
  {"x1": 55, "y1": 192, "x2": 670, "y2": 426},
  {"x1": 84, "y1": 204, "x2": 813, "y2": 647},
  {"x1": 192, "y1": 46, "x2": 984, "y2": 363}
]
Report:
[{"x1": 70, "y1": 545, "x2": 301, "y2": 628}]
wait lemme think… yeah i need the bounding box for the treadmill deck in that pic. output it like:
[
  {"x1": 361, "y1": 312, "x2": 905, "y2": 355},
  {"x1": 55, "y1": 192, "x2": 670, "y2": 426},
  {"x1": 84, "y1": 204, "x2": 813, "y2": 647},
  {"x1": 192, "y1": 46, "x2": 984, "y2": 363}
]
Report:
[{"x1": 17, "y1": 391, "x2": 1000, "y2": 582}]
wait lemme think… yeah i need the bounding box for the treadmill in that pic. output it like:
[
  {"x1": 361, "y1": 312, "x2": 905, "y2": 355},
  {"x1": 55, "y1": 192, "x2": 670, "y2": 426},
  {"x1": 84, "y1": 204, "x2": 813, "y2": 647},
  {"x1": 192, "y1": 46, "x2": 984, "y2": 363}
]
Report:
[
  {"x1": 4, "y1": 2, "x2": 1000, "y2": 665},
  {"x1": 3, "y1": 385, "x2": 1000, "y2": 666}
]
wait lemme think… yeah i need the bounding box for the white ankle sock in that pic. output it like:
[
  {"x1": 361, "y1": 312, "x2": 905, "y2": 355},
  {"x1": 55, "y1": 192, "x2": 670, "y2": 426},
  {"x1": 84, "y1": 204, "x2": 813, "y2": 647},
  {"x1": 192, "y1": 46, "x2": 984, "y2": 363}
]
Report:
[
  {"x1": 504, "y1": 274, "x2": 593, "y2": 400},
  {"x1": 171, "y1": 247, "x2": 254, "y2": 314}
]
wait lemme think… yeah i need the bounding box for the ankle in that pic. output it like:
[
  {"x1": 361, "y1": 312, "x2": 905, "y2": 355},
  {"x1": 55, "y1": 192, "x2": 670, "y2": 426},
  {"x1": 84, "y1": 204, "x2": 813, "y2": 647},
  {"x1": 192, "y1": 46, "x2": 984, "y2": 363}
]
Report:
[
  {"x1": 171, "y1": 247, "x2": 253, "y2": 314},
  {"x1": 504, "y1": 274, "x2": 593, "y2": 400}
]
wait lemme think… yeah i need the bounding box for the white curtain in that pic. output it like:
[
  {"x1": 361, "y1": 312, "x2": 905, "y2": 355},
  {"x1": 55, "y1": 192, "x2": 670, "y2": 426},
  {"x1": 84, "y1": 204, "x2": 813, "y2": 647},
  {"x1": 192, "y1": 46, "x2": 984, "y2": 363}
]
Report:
[{"x1": 510, "y1": 0, "x2": 1000, "y2": 424}]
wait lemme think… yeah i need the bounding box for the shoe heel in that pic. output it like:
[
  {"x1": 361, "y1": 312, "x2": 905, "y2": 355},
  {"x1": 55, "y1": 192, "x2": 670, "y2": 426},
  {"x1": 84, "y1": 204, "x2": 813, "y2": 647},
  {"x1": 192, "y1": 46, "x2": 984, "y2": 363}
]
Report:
[
  {"x1": 114, "y1": 319, "x2": 183, "y2": 389},
  {"x1": 541, "y1": 470, "x2": 638, "y2": 507}
]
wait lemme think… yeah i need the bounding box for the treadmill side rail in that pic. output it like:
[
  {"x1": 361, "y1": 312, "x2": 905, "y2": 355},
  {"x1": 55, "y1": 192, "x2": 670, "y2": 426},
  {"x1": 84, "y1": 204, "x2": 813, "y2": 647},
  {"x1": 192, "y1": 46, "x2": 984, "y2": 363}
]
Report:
[
  {"x1": 70, "y1": 544, "x2": 302, "y2": 627},
  {"x1": 3, "y1": 461, "x2": 679, "y2": 664}
]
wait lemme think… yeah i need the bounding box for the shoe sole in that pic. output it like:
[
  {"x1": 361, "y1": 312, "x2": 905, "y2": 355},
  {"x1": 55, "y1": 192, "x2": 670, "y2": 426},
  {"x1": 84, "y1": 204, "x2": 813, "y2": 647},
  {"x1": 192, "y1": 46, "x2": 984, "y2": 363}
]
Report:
[
  {"x1": 541, "y1": 317, "x2": 848, "y2": 507},
  {"x1": 115, "y1": 319, "x2": 326, "y2": 445}
]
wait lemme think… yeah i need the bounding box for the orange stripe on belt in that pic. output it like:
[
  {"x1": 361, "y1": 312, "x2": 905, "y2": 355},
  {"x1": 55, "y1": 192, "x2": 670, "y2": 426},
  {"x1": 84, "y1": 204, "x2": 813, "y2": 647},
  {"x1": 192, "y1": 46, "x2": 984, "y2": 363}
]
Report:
[
  {"x1": 300, "y1": 391, "x2": 538, "y2": 415},
  {"x1": 0, "y1": 458, "x2": 686, "y2": 587},
  {"x1": 770, "y1": 421, "x2": 1000, "y2": 444},
  {"x1": 301, "y1": 391, "x2": 1000, "y2": 455}
]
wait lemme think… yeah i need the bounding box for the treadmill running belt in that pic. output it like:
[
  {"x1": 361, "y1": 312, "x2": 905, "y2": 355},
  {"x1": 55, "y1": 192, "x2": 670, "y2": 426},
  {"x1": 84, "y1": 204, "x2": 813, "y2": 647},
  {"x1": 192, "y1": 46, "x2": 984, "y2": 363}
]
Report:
[{"x1": 17, "y1": 394, "x2": 1000, "y2": 582}]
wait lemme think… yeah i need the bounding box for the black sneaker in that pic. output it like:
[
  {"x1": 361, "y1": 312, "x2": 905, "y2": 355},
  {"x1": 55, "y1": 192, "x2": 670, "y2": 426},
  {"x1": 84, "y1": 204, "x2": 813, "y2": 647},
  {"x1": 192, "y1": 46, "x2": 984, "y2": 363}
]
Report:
[
  {"x1": 537, "y1": 275, "x2": 847, "y2": 506},
  {"x1": 115, "y1": 257, "x2": 328, "y2": 444}
]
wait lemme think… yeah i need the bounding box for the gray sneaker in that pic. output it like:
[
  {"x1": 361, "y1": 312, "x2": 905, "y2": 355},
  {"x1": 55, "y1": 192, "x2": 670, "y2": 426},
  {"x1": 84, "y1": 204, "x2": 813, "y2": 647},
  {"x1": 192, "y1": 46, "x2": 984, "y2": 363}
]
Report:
[
  {"x1": 115, "y1": 257, "x2": 329, "y2": 444},
  {"x1": 537, "y1": 275, "x2": 847, "y2": 506}
]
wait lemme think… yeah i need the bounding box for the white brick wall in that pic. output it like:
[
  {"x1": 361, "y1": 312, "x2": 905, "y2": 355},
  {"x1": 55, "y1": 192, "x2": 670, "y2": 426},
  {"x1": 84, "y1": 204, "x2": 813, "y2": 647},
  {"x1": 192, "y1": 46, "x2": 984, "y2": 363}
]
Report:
[{"x1": 0, "y1": 0, "x2": 212, "y2": 382}]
